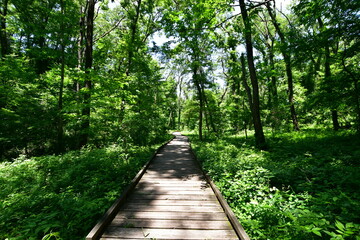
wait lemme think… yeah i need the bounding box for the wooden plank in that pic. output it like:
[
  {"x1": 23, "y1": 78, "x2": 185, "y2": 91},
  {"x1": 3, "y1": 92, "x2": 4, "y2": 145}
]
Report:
[
  {"x1": 133, "y1": 189, "x2": 213, "y2": 195},
  {"x1": 149, "y1": 161, "x2": 195, "y2": 165},
  {"x1": 140, "y1": 176, "x2": 205, "y2": 181},
  {"x1": 147, "y1": 167, "x2": 199, "y2": 171},
  {"x1": 109, "y1": 219, "x2": 233, "y2": 230},
  {"x1": 100, "y1": 239, "x2": 144, "y2": 240},
  {"x1": 143, "y1": 172, "x2": 202, "y2": 176},
  {"x1": 85, "y1": 137, "x2": 174, "y2": 240},
  {"x1": 139, "y1": 178, "x2": 209, "y2": 186},
  {"x1": 100, "y1": 238, "x2": 234, "y2": 240},
  {"x1": 135, "y1": 184, "x2": 210, "y2": 189},
  {"x1": 126, "y1": 199, "x2": 219, "y2": 206},
  {"x1": 115, "y1": 211, "x2": 228, "y2": 220},
  {"x1": 102, "y1": 228, "x2": 238, "y2": 239},
  {"x1": 148, "y1": 164, "x2": 199, "y2": 167},
  {"x1": 138, "y1": 183, "x2": 207, "y2": 188},
  {"x1": 121, "y1": 204, "x2": 224, "y2": 213},
  {"x1": 131, "y1": 193, "x2": 217, "y2": 201},
  {"x1": 143, "y1": 172, "x2": 202, "y2": 177},
  {"x1": 138, "y1": 179, "x2": 206, "y2": 183},
  {"x1": 135, "y1": 186, "x2": 210, "y2": 191},
  {"x1": 146, "y1": 168, "x2": 199, "y2": 171}
]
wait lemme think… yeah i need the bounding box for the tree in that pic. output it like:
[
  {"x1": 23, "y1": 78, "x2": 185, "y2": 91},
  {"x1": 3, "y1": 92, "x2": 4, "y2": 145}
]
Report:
[
  {"x1": 162, "y1": 0, "x2": 222, "y2": 140},
  {"x1": 266, "y1": 1, "x2": 300, "y2": 131},
  {"x1": 293, "y1": 0, "x2": 360, "y2": 131},
  {"x1": 0, "y1": 0, "x2": 9, "y2": 57},
  {"x1": 239, "y1": 0, "x2": 267, "y2": 149},
  {"x1": 317, "y1": 17, "x2": 340, "y2": 130},
  {"x1": 79, "y1": 0, "x2": 95, "y2": 148},
  {"x1": 56, "y1": 0, "x2": 66, "y2": 153}
]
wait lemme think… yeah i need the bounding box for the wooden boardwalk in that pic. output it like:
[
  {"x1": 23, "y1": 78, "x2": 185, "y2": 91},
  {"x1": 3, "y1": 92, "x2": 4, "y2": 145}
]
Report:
[{"x1": 87, "y1": 133, "x2": 249, "y2": 240}]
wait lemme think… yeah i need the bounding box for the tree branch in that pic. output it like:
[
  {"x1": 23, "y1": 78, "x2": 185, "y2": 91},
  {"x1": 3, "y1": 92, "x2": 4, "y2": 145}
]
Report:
[{"x1": 94, "y1": 16, "x2": 126, "y2": 42}]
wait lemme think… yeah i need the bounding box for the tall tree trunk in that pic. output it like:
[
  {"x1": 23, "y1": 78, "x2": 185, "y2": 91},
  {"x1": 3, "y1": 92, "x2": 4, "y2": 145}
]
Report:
[
  {"x1": 353, "y1": 78, "x2": 360, "y2": 132},
  {"x1": 0, "y1": 0, "x2": 9, "y2": 58},
  {"x1": 266, "y1": 2, "x2": 300, "y2": 131},
  {"x1": 198, "y1": 88, "x2": 204, "y2": 140},
  {"x1": 239, "y1": 0, "x2": 267, "y2": 149},
  {"x1": 268, "y1": 42, "x2": 278, "y2": 107},
  {"x1": 57, "y1": 0, "x2": 66, "y2": 154},
  {"x1": 341, "y1": 55, "x2": 360, "y2": 132},
  {"x1": 203, "y1": 91, "x2": 217, "y2": 134},
  {"x1": 240, "y1": 53, "x2": 253, "y2": 114},
  {"x1": 228, "y1": 45, "x2": 243, "y2": 132},
  {"x1": 126, "y1": 0, "x2": 142, "y2": 76},
  {"x1": 79, "y1": 0, "x2": 95, "y2": 148},
  {"x1": 193, "y1": 68, "x2": 203, "y2": 140},
  {"x1": 318, "y1": 17, "x2": 340, "y2": 131},
  {"x1": 177, "y1": 77, "x2": 183, "y2": 129},
  {"x1": 77, "y1": 5, "x2": 85, "y2": 71}
]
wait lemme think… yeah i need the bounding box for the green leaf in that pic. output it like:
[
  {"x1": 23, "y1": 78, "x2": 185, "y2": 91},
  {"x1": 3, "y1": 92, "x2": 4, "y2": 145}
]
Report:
[
  {"x1": 335, "y1": 220, "x2": 345, "y2": 232},
  {"x1": 312, "y1": 228, "x2": 322, "y2": 237}
]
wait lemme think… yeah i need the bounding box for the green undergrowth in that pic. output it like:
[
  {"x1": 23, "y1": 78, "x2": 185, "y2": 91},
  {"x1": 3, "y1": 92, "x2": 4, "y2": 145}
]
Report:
[
  {"x1": 0, "y1": 135, "x2": 172, "y2": 240},
  {"x1": 188, "y1": 129, "x2": 360, "y2": 240}
]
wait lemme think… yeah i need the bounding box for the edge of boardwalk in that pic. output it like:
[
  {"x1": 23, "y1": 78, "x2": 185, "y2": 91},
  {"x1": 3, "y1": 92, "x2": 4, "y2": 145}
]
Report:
[
  {"x1": 187, "y1": 138, "x2": 251, "y2": 240},
  {"x1": 86, "y1": 133, "x2": 251, "y2": 240},
  {"x1": 85, "y1": 136, "x2": 175, "y2": 240}
]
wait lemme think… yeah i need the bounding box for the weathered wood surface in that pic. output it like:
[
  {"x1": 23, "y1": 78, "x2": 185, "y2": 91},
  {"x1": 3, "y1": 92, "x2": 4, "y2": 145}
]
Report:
[{"x1": 88, "y1": 132, "x2": 249, "y2": 240}]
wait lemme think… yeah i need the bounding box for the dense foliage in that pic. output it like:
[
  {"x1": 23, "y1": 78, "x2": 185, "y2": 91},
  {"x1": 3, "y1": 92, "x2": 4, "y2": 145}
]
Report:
[
  {"x1": 0, "y1": 0, "x2": 359, "y2": 239},
  {"x1": 0, "y1": 0, "x2": 175, "y2": 160},
  {"x1": 189, "y1": 129, "x2": 360, "y2": 240},
  {"x1": 0, "y1": 138, "x2": 171, "y2": 239}
]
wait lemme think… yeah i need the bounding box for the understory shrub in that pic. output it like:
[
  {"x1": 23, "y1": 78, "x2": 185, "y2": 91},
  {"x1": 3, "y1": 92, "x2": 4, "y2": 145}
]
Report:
[
  {"x1": 189, "y1": 130, "x2": 360, "y2": 240},
  {"x1": 0, "y1": 139, "x2": 170, "y2": 240}
]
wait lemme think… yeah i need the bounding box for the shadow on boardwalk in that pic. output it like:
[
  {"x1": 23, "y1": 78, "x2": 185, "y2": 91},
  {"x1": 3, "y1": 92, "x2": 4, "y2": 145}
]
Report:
[{"x1": 96, "y1": 133, "x2": 240, "y2": 239}]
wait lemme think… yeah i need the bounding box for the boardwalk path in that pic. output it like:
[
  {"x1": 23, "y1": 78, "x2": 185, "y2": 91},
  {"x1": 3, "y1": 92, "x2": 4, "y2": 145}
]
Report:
[{"x1": 90, "y1": 133, "x2": 244, "y2": 240}]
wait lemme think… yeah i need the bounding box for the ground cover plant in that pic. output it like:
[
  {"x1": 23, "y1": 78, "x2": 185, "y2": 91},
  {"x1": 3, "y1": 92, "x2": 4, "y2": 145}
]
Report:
[
  {"x1": 0, "y1": 136, "x2": 172, "y2": 240},
  {"x1": 188, "y1": 128, "x2": 360, "y2": 240}
]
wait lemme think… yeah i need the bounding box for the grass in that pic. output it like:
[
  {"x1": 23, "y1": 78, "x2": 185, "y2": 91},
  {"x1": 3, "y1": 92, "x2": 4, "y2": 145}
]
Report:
[{"x1": 187, "y1": 128, "x2": 360, "y2": 240}]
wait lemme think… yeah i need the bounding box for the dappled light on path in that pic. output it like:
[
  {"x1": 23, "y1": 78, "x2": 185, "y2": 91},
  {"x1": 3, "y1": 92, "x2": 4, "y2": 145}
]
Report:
[{"x1": 99, "y1": 133, "x2": 239, "y2": 239}]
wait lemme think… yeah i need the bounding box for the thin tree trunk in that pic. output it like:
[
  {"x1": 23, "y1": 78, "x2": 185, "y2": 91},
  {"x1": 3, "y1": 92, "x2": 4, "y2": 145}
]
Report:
[
  {"x1": 240, "y1": 53, "x2": 253, "y2": 113},
  {"x1": 341, "y1": 56, "x2": 360, "y2": 132},
  {"x1": 57, "y1": 0, "x2": 66, "y2": 154},
  {"x1": 177, "y1": 77, "x2": 183, "y2": 129},
  {"x1": 203, "y1": 91, "x2": 217, "y2": 134},
  {"x1": 0, "y1": 0, "x2": 9, "y2": 57},
  {"x1": 198, "y1": 89, "x2": 204, "y2": 140},
  {"x1": 239, "y1": 0, "x2": 267, "y2": 149},
  {"x1": 77, "y1": 5, "x2": 85, "y2": 71},
  {"x1": 266, "y1": 2, "x2": 300, "y2": 131},
  {"x1": 80, "y1": 0, "x2": 95, "y2": 148},
  {"x1": 263, "y1": 16, "x2": 278, "y2": 107},
  {"x1": 318, "y1": 17, "x2": 340, "y2": 131},
  {"x1": 193, "y1": 68, "x2": 203, "y2": 140},
  {"x1": 353, "y1": 79, "x2": 360, "y2": 132},
  {"x1": 204, "y1": 101, "x2": 211, "y2": 133},
  {"x1": 126, "y1": 0, "x2": 142, "y2": 76},
  {"x1": 228, "y1": 45, "x2": 242, "y2": 132},
  {"x1": 268, "y1": 42, "x2": 278, "y2": 106}
]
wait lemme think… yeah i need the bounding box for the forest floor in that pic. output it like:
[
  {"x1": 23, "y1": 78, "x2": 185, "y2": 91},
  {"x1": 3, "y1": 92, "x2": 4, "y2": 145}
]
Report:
[
  {"x1": 188, "y1": 128, "x2": 360, "y2": 240},
  {"x1": 0, "y1": 136, "x2": 172, "y2": 240},
  {"x1": 1, "y1": 129, "x2": 359, "y2": 240}
]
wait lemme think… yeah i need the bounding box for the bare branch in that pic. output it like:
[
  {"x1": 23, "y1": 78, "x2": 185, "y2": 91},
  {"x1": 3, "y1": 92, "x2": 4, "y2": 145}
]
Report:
[
  {"x1": 249, "y1": 0, "x2": 273, "y2": 10},
  {"x1": 94, "y1": 16, "x2": 126, "y2": 42}
]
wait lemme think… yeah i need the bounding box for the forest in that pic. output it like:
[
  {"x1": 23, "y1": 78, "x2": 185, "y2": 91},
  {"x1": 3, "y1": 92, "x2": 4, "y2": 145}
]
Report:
[{"x1": 0, "y1": 0, "x2": 359, "y2": 239}]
